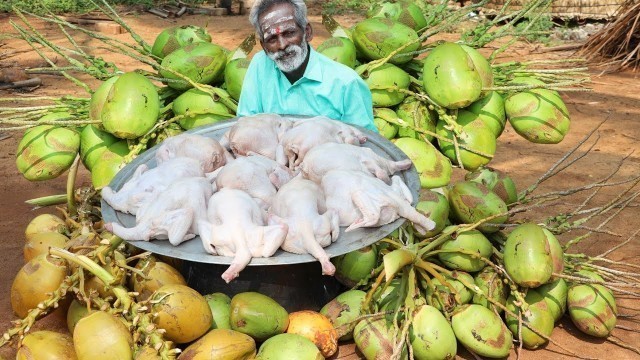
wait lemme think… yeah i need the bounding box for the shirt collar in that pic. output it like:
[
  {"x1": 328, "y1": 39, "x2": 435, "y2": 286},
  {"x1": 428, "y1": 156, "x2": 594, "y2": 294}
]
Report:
[{"x1": 303, "y1": 46, "x2": 322, "y2": 83}]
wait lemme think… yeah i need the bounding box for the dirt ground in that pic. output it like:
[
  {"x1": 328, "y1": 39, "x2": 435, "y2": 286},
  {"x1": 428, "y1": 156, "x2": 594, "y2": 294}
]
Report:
[{"x1": 0, "y1": 7, "x2": 639, "y2": 360}]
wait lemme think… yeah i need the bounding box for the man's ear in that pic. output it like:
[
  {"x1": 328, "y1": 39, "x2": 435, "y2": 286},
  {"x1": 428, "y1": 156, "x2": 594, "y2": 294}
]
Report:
[{"x1": 305, "y1": 23, "x2": 313, "y2": 42}]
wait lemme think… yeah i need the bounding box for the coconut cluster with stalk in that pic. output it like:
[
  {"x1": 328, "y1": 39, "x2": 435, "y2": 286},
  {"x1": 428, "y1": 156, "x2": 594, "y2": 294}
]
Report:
[{"x1": 0, "y1": 0, "x2": 638, "y2": 359}]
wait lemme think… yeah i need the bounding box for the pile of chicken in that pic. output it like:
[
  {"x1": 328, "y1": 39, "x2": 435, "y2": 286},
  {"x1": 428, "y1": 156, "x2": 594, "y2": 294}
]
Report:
[{"x1": 103, "y1": 115, "x2": 436, "y2": 283}]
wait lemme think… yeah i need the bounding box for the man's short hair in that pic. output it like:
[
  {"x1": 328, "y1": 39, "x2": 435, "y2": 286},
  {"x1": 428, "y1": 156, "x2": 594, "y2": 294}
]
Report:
[{"x1": 249, "y1": 0, "x2": 308, "y2": 41}]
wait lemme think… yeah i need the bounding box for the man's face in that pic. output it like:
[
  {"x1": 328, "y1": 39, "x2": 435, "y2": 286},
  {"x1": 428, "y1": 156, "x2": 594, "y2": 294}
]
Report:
[{"x1": 258, "y1": 3, "x2": 311, "y2": 72}]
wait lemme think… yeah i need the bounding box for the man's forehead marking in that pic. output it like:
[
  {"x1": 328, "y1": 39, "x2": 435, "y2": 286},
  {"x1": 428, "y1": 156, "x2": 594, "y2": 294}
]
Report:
[{"x1": 263, "y1": 21, "x2": 296, "y2": 37}]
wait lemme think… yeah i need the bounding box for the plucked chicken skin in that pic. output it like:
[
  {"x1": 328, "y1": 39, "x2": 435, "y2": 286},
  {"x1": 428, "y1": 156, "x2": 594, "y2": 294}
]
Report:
[
  {"x1": 198, "y1": 188, "x2": 289, "y2": 283},
  {"x1": 268, "y1": 176, "x2": 340, "y2": 275}
]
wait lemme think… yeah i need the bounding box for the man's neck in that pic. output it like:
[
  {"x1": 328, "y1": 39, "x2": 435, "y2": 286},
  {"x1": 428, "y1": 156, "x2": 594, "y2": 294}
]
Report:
[{"x1": 283, "y1": 44, "x2": 310, "y2": 84}]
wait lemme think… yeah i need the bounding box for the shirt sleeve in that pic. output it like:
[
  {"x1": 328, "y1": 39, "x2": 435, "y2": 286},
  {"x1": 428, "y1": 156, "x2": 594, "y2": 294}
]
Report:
[
  {"x1": 342, "y1": 77, "x2": 377, "y2": 132},
  {"x1": 236, "y1": 55, "x2": 262, "y2": 117}
]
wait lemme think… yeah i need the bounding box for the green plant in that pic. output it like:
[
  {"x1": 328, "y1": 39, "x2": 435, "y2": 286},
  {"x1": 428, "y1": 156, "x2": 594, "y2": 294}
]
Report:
[
  {"x1": 515, "y1": 14, "x2": 555, "y2": 44},
  {"x1": 321, "y1": 0, "x2": 373, "y2": 16}
]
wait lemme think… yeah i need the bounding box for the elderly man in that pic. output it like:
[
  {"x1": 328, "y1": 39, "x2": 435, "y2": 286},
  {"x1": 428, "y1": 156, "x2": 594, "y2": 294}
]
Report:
[{"x1": 237, "y1": 0, "x2": 376, "y2": 131}]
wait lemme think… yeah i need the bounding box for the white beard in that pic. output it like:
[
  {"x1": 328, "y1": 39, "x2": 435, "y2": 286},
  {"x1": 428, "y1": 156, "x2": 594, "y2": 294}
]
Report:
[{"x1": 267, "y1": 34, "x2": 308, "y2": 73}]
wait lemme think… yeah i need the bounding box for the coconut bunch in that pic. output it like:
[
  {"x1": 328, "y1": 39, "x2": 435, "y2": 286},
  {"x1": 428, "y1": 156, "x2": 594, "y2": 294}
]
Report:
[
  {"x1": 3, "y1": 184, "x2": 336, "y2": 359},
  {"x1": 319, "y1": 129, "x2": 640, "y2": 359},
  {"x1": 6, "y1": 193, "x2": 343, "y2": 359},
  {"x1": 315, "y1": 0, "x2": 590, "y2": 191},
  {"x1": 1, "y1": 1, "x2": 255, "y2": 192},
  {"x1": 578, "y1": 0, "x2": 640, "y2": 72}
]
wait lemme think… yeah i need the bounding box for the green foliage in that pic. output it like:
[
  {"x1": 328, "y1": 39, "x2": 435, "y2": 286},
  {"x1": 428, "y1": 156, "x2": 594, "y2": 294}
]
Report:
[
  {"x1": 0, "y1": 0, "x2": 155, "y2": 14},
  {"x1": 321, "y1": 0, "x2": 373, "y2": 16},
  {"x1": 514, "y1": 14, "x2": 555, "y2": 44}
]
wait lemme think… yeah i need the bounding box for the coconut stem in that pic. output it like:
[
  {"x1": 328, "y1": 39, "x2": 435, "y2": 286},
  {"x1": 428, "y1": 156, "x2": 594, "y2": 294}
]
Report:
[{"x1": 25, "y1": 194, "x2": 67, "y2": 208}]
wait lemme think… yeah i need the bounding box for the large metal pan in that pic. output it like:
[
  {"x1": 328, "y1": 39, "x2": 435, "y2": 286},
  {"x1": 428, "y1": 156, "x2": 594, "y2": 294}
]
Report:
[{"x1": 101, "y1": 117, "x2": 420, "y2": 265}]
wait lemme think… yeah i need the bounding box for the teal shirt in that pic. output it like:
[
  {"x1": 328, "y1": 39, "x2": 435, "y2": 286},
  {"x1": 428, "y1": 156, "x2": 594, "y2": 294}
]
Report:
[{"x1": 237, "y1": 46, "x2": 376, "y2": 132}]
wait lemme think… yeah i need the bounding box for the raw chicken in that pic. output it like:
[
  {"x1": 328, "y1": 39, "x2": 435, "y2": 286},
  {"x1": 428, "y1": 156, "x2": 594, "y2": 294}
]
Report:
[
  {"x1": 321, "y1": 170, "x2": 436, "y2": 235},
  {"x1": 104, "y1": 177, "x2": 213, "y2": 246},
  {"x1": 211, "y1": 154, "x2": 293, "y2": 210},
  {"x1": 300, "y1": 143, "x2": 413, "y2": 184},
  {"x1": 101, "y1": 157, "x2": 204, "y2": 215},
  {"x1": 155, "y1": 133, "x2": 233, "y2": 173},
  {"x1": 280, "y1": 116, "x2": 368, "y2": 170},
  {"x1": 220, "y1": 113, "x2": 292, "y2": 165},
  {"x1": 268, "y1": 176, "x2": 340, "y2": 275},
  {"x1": 198, "y1": 188, "x2": 288, "y2": 283}
]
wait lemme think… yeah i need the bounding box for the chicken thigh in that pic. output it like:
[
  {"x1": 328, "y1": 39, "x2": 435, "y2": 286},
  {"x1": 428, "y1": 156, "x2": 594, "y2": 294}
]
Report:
[
  {"x1": 104, "y1": 177, "x2": 213, "y2": 246},
  {"x1": 268, "y1": 176, "x2": 340, "y2": 275},
  {"x1": 198, "y1": 188, "x2": 288, "y2": 283},
  {"x1": 280, "y1": 116, "x2": 368, "y2": 170},
  {"x1": 300, "y1": 143, "x2": 413, "y2": 184},
  {"x1": 101, "y1": 157, "x2": 204, "y2": 215},
  {"x1": 211, "y1": 154, "x2": 293, "y2": 210},
  {"x1": 220, "y1": 113, "x2": 292, "y2": 165},
  {"x1": 155, "y1": 133, "x2": 233, "y2": 173},
  {"x1": 321, "y1": 170, "x2": 436, "y2": 235}
]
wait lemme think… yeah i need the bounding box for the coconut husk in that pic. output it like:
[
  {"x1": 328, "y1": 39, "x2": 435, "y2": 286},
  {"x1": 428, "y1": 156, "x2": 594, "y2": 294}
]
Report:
[{"x1": 577, "y1": 0, "x2": 640, "y2": 72}]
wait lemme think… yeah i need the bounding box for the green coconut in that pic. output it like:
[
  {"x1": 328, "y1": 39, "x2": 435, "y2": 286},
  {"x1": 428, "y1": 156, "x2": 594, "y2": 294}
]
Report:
[
  {"x1": 464, "y1": 91, "x2": 506, "y2": 137},
  {"x1": 438, "y1": 228, "x2": 493, "y2": 272},
  {"x1": 451, "y1": 304, "x2": 513, "y2": 358},
  {"x1": 172, "y1": 88, "x2": 234, "y2": 130},
  {"x1": 368, "y1": 0, "x2": 428, "y2": 31},
  {"x1": 67, "y1": 299, "x2": 90, "y2": 334},
  {"x1": 256, "y1": 333, "x2": 323, "y2": 360},
  {"x1": 90, "y1": 140, "x2": 130, "y2": 190},
  {"x1": 160, "y1": 42, "x2": 227, "y2": 90},
  {"x1": 317, "y1": 36, "x2": 357, "y2": 68},
  {"x1": 230, "y1": 292, "x2": 289, "y2": 342},
  {"x1": 505, "y1": 77, "x2": 571, "y2": 144},
  {"x1": 79, "y1": 124, "x2": 119, "y2": 171},
  {"x1": 472, "y1": 266, "x2": 509, "y2": 314},
  {"x1": 224, "y1": 57, "x2": 251, "y2": 101},
  {"x1": 16, "y1": 112, "x2": 80, "y2": 181},
  {"x1": 464, "y1": 166, "x2": 518, "y2": 205},
  {"x1": 332, "y1": 246, "x2": 378, "y2": 287},
  {"x1": 357, "y1": 62, "x2": 410, "y2": 107},
  {"x1": 205, "y1": 293, "x2": 232, "y2": 330},
  {"x1": 151, "y1": 25, "x2": 212, "y2": 59},
  {"x1": 373, "y1": 108, "x2": 399, "y2": 139},
  {"x1": 536, "y1": 278, "x2": 568, "y2": 322},
  {"x1": 543, "y1": 228, "x2": 565, "y2": 277},
  {"x1": 100, "y1": 72, "x2": 160, "y2": 139},
  {"x1": 448, "y1": 181, "x2": 508, "y2": 233},
  {"x1": 503, "y1": 223, "x2": 554, "y2": 288},
  {"x1": 414, "y1": 190, "x2": 449, "y2": 238},
  {"x1": 89, "y1": 76, "x2": 119, "y2": 123},
  {"x1": 354, "y1": 317, "x2": 404, "y2": 360},
  {"x1": 568, "y1": 271, "x2": 617, "y2": 338},
  {"x1": 505, "y1": 294, "x2": 555, "y2": 349},
  {"x1": 460, "y1": 45, "x2": 493, "y2": 92},
  {"x1": 393, "y1": 137, "x2": 452, "y2": 188},
  {"x1": 395, "y1": 96, "x2": 437, "y2": 140},
  {"x1": 409, "y1": 305, "x2": 457, "y2": 360},
  {"x1": 320, "y1": 289, "x2": 366, "y2": 341},
  {"x1": 423, "y1": 42, "x2": 483, "y2": 109},
  {"x1": 436, "y1": 111, "x2": 497, "y2": 171},
  {"x1": 352, "y1": 17, "x2": 419, "y2": 64}
]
